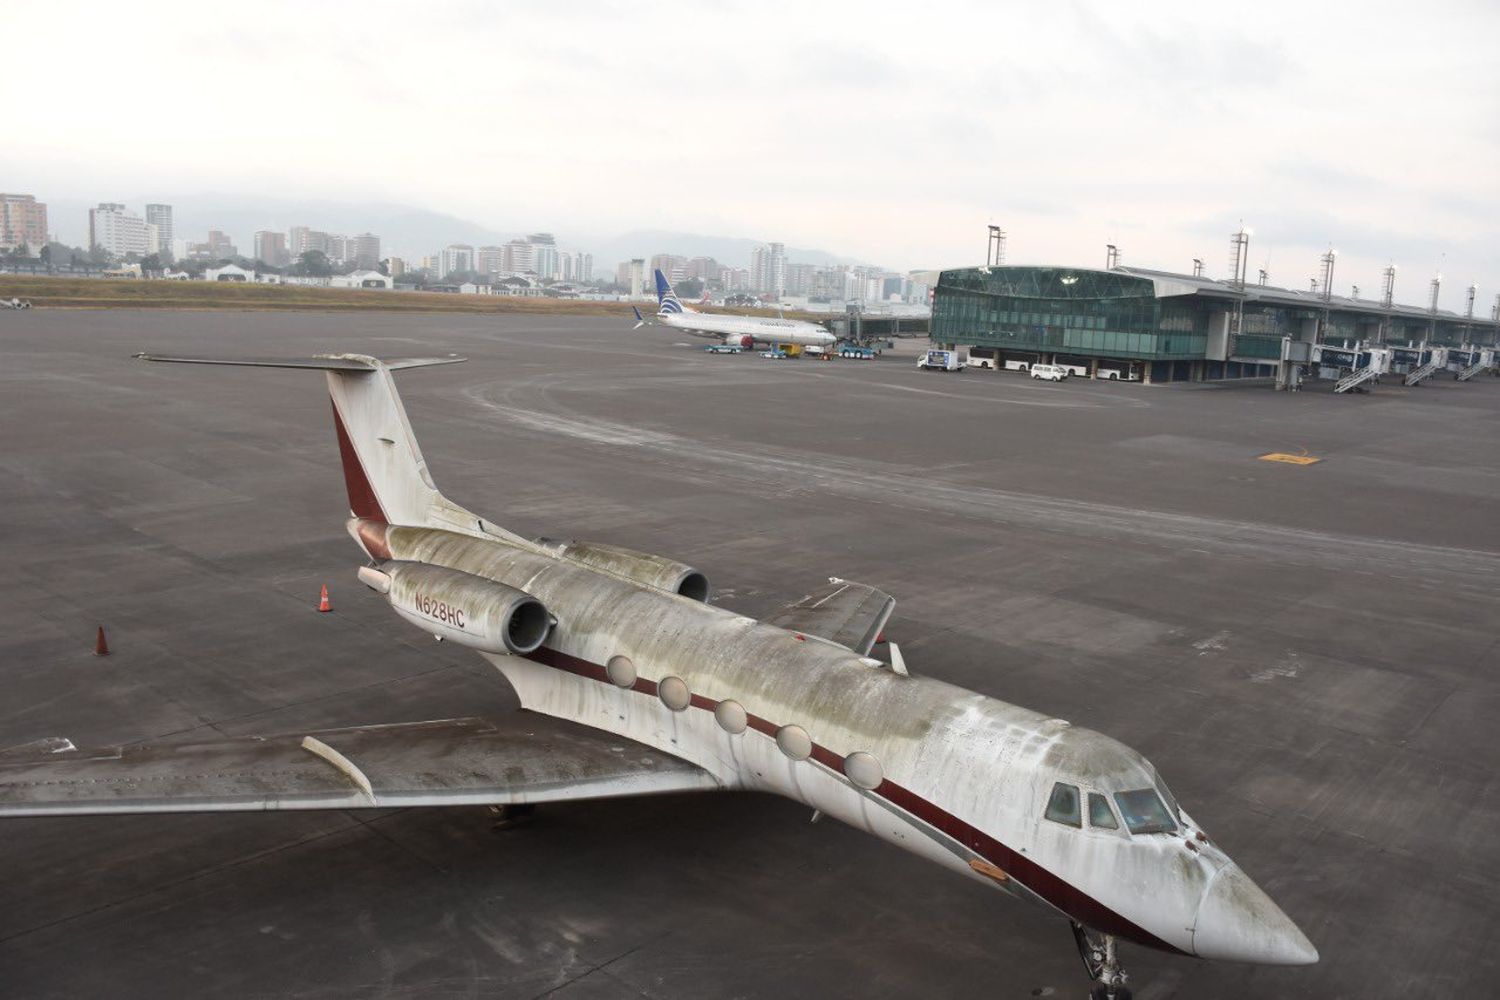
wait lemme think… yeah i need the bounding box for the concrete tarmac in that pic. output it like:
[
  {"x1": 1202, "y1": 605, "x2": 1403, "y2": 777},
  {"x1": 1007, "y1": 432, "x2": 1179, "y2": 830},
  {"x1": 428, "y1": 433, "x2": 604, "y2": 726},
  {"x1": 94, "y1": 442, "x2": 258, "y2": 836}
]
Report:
[{"x1": 2, "y1": 310, "x2": 1497, "y2": 998}]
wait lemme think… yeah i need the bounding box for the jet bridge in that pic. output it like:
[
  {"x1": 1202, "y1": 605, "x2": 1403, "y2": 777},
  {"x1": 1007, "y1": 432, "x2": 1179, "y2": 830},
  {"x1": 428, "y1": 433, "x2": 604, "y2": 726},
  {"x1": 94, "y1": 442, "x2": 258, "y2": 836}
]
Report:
[
  {"x1": 1312, "y1": 345, "x2": 1391, "y2": 394},
  {"x1": 1457, "y1": 348, "x2": 1497, "y2": 381},
  {"x1": 1404, "y1": 347, "x2": 1447, "y2": 386}
]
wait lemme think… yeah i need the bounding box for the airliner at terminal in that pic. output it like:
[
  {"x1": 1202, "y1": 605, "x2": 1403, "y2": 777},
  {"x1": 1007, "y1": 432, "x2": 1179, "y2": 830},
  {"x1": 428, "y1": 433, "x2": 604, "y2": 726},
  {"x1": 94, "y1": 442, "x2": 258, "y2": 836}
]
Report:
[{"x1": 633, "y1": 269, "x2": 836, "y2": 349}]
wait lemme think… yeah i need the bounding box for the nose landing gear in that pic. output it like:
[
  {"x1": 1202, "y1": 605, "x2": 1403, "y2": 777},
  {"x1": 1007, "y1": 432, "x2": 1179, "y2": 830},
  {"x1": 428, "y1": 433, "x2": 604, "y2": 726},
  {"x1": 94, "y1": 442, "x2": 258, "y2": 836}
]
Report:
[{"x1": 1071, "y1": 922, "x2": 1131, "y2": 1000}]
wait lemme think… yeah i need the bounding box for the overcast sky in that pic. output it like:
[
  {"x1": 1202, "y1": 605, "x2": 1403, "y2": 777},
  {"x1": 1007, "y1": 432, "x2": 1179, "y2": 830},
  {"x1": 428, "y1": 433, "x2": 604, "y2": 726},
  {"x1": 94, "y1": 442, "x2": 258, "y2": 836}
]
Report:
[{"x1": 7, "y1": 0, "x2": 1497, "y2": 308}]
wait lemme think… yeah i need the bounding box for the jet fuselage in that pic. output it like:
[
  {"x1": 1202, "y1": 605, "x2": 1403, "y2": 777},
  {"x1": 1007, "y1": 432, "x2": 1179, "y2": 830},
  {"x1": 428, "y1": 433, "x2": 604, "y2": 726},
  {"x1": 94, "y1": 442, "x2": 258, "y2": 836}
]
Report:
[{"x1": 355, "y1": 518, "x2": 1316, "y2": 966}]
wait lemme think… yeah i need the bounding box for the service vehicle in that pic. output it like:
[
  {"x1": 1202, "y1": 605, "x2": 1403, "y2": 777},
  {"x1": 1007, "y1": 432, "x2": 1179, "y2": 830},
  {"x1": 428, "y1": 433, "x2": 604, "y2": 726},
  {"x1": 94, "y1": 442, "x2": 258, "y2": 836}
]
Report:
[
  {"x1": 1003, "y1": 358, "x2": 1034, "y2": 372},
  {"x1": 917, "y1": 348, "x2": 965, "y2": 372},
  {"x1": 839, "y1": 345, "x2": 877, "y2": 360},
  {"x1": 1030, "y1": 363, "x2": 1068, "y2": 382},
  {"x1": 1096, "y1": 362, "x2": 1142, "y2": 381},
  {"x1": 1057, "y1": 361, "x2": 1090, "y2": 377},
  {"x1": 705, "y1": 344, "x2": 743, "y2": 354},
  {"x1": 966, "y1": 347, "x2": 998, "y2": 370},
  {"x1": 761, "y1": 349, "x2": 790, "y2": 360}
]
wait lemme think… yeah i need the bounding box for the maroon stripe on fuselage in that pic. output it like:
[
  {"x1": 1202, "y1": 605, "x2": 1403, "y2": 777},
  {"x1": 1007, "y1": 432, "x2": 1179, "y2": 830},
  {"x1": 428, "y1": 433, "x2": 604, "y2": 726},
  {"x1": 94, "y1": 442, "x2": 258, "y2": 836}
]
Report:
[
  {"x1": 516, "y1": 643, "x2": 1184, "y2": 954},
  {"x1": 331, "y1": 399, "x2": 387, "y2": 523}
]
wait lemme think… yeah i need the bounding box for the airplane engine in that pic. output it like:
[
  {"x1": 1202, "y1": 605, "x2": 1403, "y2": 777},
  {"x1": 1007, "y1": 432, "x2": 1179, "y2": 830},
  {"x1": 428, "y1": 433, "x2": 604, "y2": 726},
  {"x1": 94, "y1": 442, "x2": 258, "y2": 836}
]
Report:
[
  {"x1": 551, "y1": 540, "x2": 710, "y2": 602},
  {"x1": 358, "y1": 561, "x2": 551, "y2": 655},
  {"x1": 732, "y1": 335, "x2": 754, "y2": 349}
]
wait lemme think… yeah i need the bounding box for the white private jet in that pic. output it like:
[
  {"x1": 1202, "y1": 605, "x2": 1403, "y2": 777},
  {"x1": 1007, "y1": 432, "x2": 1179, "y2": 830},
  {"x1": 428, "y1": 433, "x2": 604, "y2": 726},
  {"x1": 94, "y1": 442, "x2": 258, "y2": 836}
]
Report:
[
  {"x1": 0, "y1": 353, "x2": 1317, "y2": 999},
  {"x1": 633, "y1": 269, "x2": 835, "y2": 350}
]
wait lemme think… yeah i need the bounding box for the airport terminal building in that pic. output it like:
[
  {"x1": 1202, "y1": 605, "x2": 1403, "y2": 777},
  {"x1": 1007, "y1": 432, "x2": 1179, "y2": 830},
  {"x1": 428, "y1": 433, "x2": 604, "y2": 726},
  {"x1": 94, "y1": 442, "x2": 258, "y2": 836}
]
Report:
[{"x1": 930, "y1": 265, "x2": 1500, "y2": 383}]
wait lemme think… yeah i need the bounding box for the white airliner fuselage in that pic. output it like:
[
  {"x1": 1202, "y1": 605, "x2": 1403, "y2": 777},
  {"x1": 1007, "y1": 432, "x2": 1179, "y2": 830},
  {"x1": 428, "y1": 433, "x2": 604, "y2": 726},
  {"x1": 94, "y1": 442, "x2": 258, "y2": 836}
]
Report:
[
  {"x1": 657, "y1": 308, "x2": 836, "y2": 349},
  {"x1": 640, "y1": 268, "x2": 836, "y2": 349}
]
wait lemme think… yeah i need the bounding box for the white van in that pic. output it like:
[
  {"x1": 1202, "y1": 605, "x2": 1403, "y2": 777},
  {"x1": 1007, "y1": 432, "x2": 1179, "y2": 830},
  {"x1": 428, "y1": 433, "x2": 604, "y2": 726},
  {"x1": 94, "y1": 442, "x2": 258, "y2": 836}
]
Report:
[{"x1": 1030, "y1": 364, "x2": 1068, "y2": 382}]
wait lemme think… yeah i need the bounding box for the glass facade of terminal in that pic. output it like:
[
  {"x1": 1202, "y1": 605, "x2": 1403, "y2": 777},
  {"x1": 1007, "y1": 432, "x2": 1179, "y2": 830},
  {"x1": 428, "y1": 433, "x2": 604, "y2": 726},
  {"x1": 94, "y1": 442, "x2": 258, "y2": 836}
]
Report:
[
  {"x1": 932, "y1": 267, "x2": 1216, "y2": 360},
  {"x1": 932, "y1": 266, "x2": 1499, "y2": 379}
]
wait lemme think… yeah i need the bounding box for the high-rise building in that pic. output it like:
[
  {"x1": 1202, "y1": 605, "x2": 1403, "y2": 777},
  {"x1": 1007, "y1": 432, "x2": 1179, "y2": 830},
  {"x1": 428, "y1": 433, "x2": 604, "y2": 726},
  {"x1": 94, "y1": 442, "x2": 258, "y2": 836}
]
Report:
[
  {"x1": 503, "y1": 239, "x2": 534, "y2": 273},
  {"x1": 650, "y1": 254, "x2": 688, "y2": 283},
  {"x1": 289, "y1": 226, "x2": 332, "y2": 259},
  {"x1": 206, "y1": 230, "x2": 236, "y2": 259},
  {"x1": 145, "y1": 204, "x2": 172, "y2": 256},
  {"x1": 785, "y1": 262, "x2": 817, "y2": 296},
  {"x1": 254, "y1": 231, "x2": 289, "y2": 267},
  {"x1": 349, "y1": 233, "x2": 380, "y2": 270},
  {"x1": 629, "y1": 258, "x2": 645, "y2": 298},
  {"x1": 527, "y1": 232, "x2": 555, "y2": 246},
  {"x1": 385, "y1": 257, "x2": 405, "y2": 278},
  {"x1": 89, "y1": 203, "x2": 150, "y2": 258},
  {"x1": 0, "y1": 193, "x2": 48, "y2": 253},
  {"x1": 475, "y1": 246, "x2": 505, "y2": 277},
  {"x1": 559, "y1": 251, "x2": 593, "y2": 283},
  {"x1": 440, "y1": 244, "x2": 474, "y2": 278},
  {"x1": 687, "y1": 257, "x2": 721, "y2": 282},
  {"x1": 533, "y1": 244, "x2": 559, "y2": 281}
]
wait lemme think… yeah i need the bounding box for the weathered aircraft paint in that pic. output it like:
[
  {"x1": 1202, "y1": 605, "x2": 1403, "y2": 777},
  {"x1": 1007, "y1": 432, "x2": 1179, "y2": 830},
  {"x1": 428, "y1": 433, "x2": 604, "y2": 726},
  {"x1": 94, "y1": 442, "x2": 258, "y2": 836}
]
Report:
[{"x1": 352, "y1": 517, "x2": 1315, "y2": 966}]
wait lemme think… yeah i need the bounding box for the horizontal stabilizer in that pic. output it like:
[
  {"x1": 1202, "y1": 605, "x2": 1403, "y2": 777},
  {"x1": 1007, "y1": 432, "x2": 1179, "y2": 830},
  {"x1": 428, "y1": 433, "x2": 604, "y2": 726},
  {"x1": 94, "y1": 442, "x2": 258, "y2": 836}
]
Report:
[
  {"x1": 762, "y1": 578, "x2": 896, "y2": 656},
  {"x1": 134, "y1": 353, "x2": 465, "y2": 371},
  {"x1": 0, "y1": 715, "x2": 718, "y2": 817}
]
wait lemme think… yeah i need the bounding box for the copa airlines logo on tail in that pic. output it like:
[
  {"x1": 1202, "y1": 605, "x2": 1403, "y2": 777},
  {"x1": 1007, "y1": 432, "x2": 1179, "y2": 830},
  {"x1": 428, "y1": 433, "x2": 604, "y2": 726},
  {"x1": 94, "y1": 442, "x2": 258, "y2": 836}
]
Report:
[{"x1": 655, "y1": 270, "x2": 685, "y2": 314}]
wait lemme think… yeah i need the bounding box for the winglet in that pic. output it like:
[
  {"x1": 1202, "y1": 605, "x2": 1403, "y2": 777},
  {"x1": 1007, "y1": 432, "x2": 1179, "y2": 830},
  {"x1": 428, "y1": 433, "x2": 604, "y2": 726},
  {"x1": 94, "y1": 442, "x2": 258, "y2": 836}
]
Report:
[{"x1": 632, "y1": 306, "x2": 647, "y2": 330}]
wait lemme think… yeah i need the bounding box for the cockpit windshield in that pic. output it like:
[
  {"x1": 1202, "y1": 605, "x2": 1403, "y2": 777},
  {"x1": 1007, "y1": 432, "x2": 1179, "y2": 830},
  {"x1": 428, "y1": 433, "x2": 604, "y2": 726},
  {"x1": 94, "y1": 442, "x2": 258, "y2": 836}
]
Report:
[{"x1": 1113, "y1": 788, "x2": 1178, "y2": 835}]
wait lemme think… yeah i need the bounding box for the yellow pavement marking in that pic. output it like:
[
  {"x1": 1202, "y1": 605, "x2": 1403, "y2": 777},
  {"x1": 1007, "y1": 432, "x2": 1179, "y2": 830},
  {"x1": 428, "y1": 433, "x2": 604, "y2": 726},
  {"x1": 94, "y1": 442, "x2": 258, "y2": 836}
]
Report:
[{"x1": 1259, "y1": 452, "x2": 1321, "y2": 465}]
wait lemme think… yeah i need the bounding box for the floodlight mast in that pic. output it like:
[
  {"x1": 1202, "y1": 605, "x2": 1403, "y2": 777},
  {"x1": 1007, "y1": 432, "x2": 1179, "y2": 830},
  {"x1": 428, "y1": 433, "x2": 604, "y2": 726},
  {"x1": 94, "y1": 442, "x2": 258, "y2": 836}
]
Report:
[
  {"x1": 986, "y1": 225, "x2": 1007, "y2": 267},
  {"x1": 1428, "y1": 275, "x2": 1442, "y2": 344},
  {"x1": 1465, "y1": 284, "x2": 1477, "y2": 344},
  {"x1": 1380, "y1": 265, "x2": 1396, "y2": 344},
  {"x1": 1105, "y1": 244, "x2": 1121, "y2": 269},
  {"x1": 1228, "y1": 226, "x2": 1250, "y2": 359}
]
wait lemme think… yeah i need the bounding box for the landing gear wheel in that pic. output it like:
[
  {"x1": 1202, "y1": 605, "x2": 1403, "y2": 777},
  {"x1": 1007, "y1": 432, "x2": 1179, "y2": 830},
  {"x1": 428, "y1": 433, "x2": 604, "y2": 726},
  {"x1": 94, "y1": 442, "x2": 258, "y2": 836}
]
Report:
[
  {"x1": 489, "y1": 803, "x2": 536, "y2": 831},
  {"x1": 1072, "y1": 922, "x2": 1130, "y2": 1000}
]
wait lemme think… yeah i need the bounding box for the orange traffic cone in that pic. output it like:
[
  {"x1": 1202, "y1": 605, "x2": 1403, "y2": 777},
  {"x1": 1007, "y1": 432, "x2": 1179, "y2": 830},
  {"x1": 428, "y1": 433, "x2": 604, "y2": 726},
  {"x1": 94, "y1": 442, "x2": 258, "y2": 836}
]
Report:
[
  {"x1": 317, "y1": 585, "x2": 332, "y2": 613},
  {"x1": 93, "y1": 625, "x2": 111, "y2": 656}
]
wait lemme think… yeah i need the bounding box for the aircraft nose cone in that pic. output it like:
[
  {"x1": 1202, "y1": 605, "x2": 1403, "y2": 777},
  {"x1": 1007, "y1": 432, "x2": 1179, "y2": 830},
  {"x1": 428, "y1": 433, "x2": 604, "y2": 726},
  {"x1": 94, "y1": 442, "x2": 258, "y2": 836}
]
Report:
[{"x1": 1193, "y1": 863, "x2": 1319, "y2": 965}]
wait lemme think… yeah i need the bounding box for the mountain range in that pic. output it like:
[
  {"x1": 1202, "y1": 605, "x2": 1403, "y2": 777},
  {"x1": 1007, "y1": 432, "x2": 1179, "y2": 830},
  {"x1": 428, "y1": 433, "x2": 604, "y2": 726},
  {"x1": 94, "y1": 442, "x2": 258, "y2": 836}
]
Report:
[{"x1": 44, "y1": 194, "x2": 867, "y2": 270}]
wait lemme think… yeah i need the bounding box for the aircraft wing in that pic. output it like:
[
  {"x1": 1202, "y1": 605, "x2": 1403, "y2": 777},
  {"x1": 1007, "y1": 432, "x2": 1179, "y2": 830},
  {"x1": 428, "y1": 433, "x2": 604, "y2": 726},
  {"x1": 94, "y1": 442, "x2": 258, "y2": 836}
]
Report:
[
  {"x1": 0, "y1": 715, "x2": 719, "y2": 817},
  {"x1": 761, "y1": 579, "x2": 896, "y2": 656}
]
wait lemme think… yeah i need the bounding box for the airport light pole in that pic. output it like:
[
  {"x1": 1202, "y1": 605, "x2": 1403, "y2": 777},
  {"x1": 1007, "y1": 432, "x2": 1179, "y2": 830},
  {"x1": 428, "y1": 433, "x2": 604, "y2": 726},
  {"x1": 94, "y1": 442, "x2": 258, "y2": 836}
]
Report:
[
  {"x1": 1228, "y1": 227, "x2": 1250, "y2": 368},
  {"x1": 1105, "y1": 244, "x2": 1120, "y2": 270},
  {"x1": 1464, "y1": 284, "x2": 1476, "y2": 345},
  {"x1": 1428, "y1": 275, "x2": 1441, "y2": 345},
  {"x1": 1380, "y1": 265, "x2": 1396, "y2": 344},
  {"x1": 986, "y1": 226, "x2": 1007, "y2": 267}
]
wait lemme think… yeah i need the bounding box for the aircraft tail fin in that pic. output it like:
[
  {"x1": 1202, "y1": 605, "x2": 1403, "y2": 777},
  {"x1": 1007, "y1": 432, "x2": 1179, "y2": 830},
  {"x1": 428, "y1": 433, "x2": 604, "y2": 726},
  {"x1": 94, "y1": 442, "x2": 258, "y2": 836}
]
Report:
[
  {"x1": 654, "y1": 269, "x2": 688, "y2": 315},
  {"x1": 135, "y1": 353, "x2": 497, "y2": 536}
]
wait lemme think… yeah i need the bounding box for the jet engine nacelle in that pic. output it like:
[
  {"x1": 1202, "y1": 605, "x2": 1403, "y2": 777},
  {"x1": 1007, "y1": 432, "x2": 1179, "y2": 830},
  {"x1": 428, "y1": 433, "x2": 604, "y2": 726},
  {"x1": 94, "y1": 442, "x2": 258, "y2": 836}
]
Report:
[
  {"x1": 550, "y1": 540, "x2": 710, "y2": 602},
  {"x1": 730, "y1": 335, "x2": 754, "y2": 349},
  {"x1": 358, "y1": 561, "x2": 551, "y2": 655}
]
